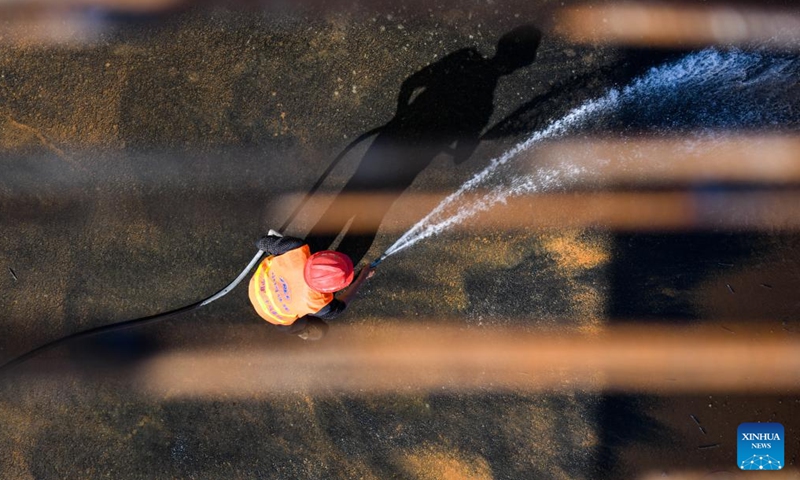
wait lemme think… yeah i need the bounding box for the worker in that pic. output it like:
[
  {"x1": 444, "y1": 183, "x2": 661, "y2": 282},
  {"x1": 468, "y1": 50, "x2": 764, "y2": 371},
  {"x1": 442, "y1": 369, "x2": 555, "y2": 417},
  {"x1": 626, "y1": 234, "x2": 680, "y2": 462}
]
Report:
[{"x1": 248, "y1": 230, "x2": 373, "y2": 340}]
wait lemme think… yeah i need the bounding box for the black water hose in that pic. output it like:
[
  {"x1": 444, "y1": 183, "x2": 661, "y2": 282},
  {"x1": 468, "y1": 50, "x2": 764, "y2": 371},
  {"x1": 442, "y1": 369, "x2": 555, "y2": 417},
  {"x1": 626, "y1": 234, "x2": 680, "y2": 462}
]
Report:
[
  {"x1": 278, "y1": 125, "x2": 384, "y2": 232},
  {"x1": 0, "y1": 250, "x2": 265, "y2": 374}
]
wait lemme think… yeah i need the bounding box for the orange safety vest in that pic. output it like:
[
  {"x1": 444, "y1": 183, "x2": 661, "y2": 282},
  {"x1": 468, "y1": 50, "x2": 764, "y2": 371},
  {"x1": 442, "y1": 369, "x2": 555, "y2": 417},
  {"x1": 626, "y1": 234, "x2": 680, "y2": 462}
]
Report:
[{"x1": 248, "y1": 245, "x2": 333, "y2": 325}]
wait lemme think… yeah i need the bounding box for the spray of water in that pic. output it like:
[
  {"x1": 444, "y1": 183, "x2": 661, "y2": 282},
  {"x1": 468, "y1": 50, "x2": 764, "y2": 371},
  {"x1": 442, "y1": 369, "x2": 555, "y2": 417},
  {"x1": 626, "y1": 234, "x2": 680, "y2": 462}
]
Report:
[{"x1": 382, "y1": 49, "x2": 800, "y2": 258}]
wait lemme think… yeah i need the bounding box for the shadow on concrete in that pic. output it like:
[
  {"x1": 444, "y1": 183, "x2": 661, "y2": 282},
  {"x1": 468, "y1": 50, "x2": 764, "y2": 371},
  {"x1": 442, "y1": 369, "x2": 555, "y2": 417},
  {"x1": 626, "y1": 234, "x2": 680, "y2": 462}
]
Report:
[
  {"x1": 598, "y1": 231, "x2": 800, "y2": 476},
  {"x1": 593, "y1": 395, "x2": 667, "y2": 479},
  {"x1": 305, "y1": 25, "x2": 542, "y2": 265},
  {"x1": 607, "y1": 232, "x2": 758, "y2": 322}
]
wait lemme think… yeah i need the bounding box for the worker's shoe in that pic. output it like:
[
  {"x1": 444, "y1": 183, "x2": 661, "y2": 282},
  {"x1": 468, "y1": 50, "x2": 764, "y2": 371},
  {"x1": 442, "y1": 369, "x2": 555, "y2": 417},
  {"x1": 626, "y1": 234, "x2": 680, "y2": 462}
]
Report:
[{"x1": 297, "y1": 322, "x2": 327, "y2": 341}]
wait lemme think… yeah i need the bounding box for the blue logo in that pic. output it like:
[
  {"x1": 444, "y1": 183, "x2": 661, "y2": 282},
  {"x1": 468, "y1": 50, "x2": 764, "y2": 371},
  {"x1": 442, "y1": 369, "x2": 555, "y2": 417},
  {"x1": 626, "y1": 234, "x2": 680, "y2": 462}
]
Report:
[{"x1": 738, "y1": 423, "x2": 784, "y2": 470}]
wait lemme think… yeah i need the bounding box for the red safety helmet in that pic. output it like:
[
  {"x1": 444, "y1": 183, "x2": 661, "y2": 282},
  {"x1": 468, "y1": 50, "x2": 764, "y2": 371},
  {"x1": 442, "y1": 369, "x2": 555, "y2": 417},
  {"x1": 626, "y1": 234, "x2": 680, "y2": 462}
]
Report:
[{"x1": 303, "y1": 251, "x2": 354, "y2": 293}]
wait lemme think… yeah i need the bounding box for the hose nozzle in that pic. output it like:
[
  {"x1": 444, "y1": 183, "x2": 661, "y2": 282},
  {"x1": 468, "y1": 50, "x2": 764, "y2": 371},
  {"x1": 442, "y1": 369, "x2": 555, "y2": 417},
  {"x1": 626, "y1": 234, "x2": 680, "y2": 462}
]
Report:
[{"x1": 370, "y1": 254, "x2": 387, "y2": 269}]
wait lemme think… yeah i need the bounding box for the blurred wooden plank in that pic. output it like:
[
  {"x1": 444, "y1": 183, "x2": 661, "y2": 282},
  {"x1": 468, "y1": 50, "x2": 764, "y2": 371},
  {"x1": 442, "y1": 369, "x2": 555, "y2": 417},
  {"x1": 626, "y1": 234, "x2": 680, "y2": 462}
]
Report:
[
  {"x1": 274, "y1": 190, "x2": 800, "y2": 233},
  {"x1": 557, "y1": 4, "x2": 800, "y2": 48},
  {"x1": 128, "y1": 323, "x2": 800, "y2": 397}
]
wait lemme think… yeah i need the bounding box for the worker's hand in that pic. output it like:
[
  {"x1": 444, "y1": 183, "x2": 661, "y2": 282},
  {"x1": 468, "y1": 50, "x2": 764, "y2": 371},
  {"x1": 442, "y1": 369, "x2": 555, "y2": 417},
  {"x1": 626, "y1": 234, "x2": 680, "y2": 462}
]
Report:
[
  {"x1": 338, "y1": 265, "x2": 374, "y2": 306},
  {"x1": 357, "y1": 265, "x2": 375, "y2": 281},
  {"x1": 255, "y1": 230, "x2": 283, "y2": 250},
  {"x1": 255, "y1": 233, "x2": 285, "y2": 252},
  {"x1": 350, "y1": 266, "x2": 372, "y2": 288}
]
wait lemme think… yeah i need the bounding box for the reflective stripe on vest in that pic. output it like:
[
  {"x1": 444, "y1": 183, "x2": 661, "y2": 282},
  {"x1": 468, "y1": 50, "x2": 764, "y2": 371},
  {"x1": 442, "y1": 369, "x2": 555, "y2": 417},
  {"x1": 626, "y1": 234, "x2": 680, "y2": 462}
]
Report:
[{"x1": 248, "y1": 245, "x2": 333, "y2": 325}]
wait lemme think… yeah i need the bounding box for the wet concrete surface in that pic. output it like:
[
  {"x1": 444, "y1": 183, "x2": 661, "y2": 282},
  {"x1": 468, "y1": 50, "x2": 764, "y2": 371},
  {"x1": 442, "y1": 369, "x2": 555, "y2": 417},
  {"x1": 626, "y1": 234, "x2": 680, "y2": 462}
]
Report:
[{"x1": 1, "y1": 2, "x2": 800, "y2": 478}]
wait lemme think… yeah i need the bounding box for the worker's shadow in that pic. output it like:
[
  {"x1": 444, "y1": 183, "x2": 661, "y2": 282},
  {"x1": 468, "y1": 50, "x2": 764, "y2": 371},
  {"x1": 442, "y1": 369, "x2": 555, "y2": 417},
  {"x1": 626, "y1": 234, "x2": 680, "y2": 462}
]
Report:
[{"x1": 305, "y1": 25, "x2": 542, "y2": 265}]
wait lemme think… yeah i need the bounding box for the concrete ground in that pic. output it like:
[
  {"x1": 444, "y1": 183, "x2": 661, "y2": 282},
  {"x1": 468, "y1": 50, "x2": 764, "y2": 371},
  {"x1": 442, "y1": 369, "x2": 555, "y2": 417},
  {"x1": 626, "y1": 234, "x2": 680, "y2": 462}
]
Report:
[{"x1": 1, "y1": 2, "x2": 799, "y2": 478}]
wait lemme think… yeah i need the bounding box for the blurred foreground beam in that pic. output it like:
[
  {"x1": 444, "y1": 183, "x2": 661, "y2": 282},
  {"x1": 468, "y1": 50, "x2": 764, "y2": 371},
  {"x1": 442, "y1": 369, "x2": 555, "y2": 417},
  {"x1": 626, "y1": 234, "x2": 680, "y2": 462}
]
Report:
[
  {"x1": 556, "y1": 4, "x2": 800, "y2": 48},
  {"x1": 537, "y1": 136, "x2": 800, "y2": 186},
  {"x1": 0, "y1": 0, "x2": 185, "y2": 45},
  {"x1": 137, "y1": 323, "x2": 800, "y2": 398},
  {"x1": 275, "y1": 190, "x2": 800, "y2": 233},
  {"x1": 0, "y1": 0, "x2": 183, "y2": 13}
]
